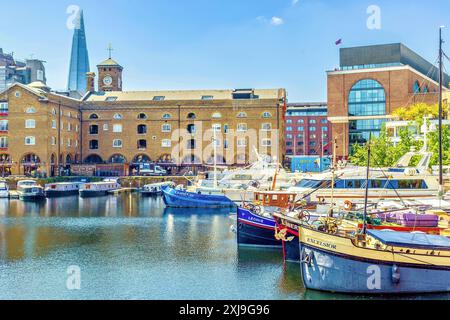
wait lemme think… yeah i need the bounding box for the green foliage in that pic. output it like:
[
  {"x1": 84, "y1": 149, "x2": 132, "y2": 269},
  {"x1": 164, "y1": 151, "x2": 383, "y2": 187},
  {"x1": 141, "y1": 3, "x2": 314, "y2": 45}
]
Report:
[
  {"x1": 392, "y1": 103, "x2": 439, "y2": 126},
  {"x1": 427, "y1": 126, "x2": 450, "y2": 166}
]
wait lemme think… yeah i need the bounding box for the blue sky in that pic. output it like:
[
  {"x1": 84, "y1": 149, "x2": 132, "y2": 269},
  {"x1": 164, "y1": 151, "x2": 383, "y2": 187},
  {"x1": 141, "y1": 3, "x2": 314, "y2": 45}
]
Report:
[{"x1": 1, "y1": 0, "x2": 449, "y2": 101}]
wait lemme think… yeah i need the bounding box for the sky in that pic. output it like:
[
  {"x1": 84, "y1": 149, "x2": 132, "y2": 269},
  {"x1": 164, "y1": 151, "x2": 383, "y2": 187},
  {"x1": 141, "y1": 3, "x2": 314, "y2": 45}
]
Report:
[{"x1": 1, "y1": 0, "x2": 450, "y2": 102}]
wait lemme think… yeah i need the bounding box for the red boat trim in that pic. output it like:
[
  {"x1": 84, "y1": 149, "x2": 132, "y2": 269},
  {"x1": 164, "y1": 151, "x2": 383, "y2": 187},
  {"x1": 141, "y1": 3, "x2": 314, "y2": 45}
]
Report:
[{"x1": 237, "y1": 218, "x2": 275, "y2": 231}]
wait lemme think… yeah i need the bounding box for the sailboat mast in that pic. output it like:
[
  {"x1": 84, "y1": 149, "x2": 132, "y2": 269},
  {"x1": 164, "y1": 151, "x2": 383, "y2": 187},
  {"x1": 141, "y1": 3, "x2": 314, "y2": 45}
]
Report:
[
  {"x1": 213, "y1": 126, "x2": 218, "y2": 188},
  {"x1": 438, "y1": 26, "x2": 444, "y2": 195},
  {"x1": 362, "y1": 136, "x2": 371, "y2": 235}
]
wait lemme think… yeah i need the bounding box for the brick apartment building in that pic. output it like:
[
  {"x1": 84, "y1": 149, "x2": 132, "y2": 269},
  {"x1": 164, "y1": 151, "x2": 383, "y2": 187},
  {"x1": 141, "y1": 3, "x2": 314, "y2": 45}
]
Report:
[
  {"x1": 285, "y1": 103, "x2": 331, "y2": 157},
  {"x1": 327, "y1": 43, "x2": 450, "y2": 158}
]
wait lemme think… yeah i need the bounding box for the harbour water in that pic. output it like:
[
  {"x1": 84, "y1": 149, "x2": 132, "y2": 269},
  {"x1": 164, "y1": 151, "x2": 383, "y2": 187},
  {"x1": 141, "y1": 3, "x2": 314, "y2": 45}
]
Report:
[{"x1": 0, "y1": 194, "x2": 447, "y2": 300}]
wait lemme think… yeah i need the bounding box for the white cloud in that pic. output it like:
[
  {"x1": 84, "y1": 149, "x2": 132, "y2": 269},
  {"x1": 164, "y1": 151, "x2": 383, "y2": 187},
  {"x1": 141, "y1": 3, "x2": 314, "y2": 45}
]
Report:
[{"x1": 270, "y1": 16, "x2": 284, "y2": 26}]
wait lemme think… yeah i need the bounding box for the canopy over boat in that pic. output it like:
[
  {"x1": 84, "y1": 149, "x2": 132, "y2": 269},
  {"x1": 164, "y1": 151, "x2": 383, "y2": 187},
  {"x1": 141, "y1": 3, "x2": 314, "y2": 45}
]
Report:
[{"x1": 368, "y1": 229, "x2": 450, "y2": 250}]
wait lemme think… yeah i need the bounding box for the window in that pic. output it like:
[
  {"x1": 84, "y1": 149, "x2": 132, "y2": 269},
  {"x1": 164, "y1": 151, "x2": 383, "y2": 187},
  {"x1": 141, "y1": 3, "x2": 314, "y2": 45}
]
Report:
[
  {"x1": 162, "y1": 113, "x2": 171, "y2": 119},
  {"x1": 423, "y1": 85, "x2": 429, "y2": 93},
  {"x1": 348, "y1": 79, "x2": 386, "y2": 117},
  {"x1": 137, "y1": 124, "x2": 147, "y2": 134},
  {"x1": 309, "y1": 127, "x2": 316, "y2": 132},
  {"x1": 67, "y1": 123, "x2": 72, "y2": 131},
  {"x1": 52, "y1": 108, "x2": 56, "y2": 115},
  {"x1": 322, "y1": 127, "x2": 328, "y2": 132},
  {"x1": 298, "y1": 127, "x2": 304, "y2": 131},
  {"x1": 202, "y1": 95, "x2": 214, "y2": 100},
  {"x1": 310, "y1": 141, "x2": 316, "y2": 147},
  {"x1": 237, "y1": 138, "x2": 247, "y2": 147},
  {"x1": 113, "y1": 139, "x2": 123, "y2": 148},
  {"x1": 321, "y1": 119, "x2": 328, "y2": 124},
  {"x1": 75, "y1": 125, "x2": 79, "y2": 132},
  {"x1": 224, "y1": 139, "x2": 229, "y2": 149},
  {"x1": 113, "y1": 113, "x2": 123, "y2": 120},
  {"x1": 89, "y1": 114, "x2": 99, "y2": 120},
  {"x1": 26, "y1": 107, "x2": 36, "y2": 114},
  {"x1": 261, "y1": 123, "x2": 272, "y2": 131},
  {"x1": 187, "y1": 139, "x2": 196, "y2": 149},
  {"x1": 0, "y1": 120, "x2": 8, "y2": 131},
  {"x1": 212, "y1": 124, "x2": 221, "y2": 132},
  {"x1": 0, "y1": 103, "x2": 8, "y2": 114},
  {"x1": 61, "y1": 122, "x2": 64, "y2": 130},
  {"x1": 286, "y1": 134, "x2": 293, "y2": 139},
  {"x1": 52, "y1": 120, "x2": 57, "y2": 129},
  {"x1": 261, "y1": 139, "x2": 272, "y2": 147},
  {"x1": 413, "y1": 81, "x2": 421, "y2": 94},
  {"x1": 51, "y1": 137, "x2": 56, "y2": 146},
  {"x1": 25, "y1": 136, "x2": 36, "y2": 145},
  {"x1": 297, "y1": 119, "x2": 304, "y2": 124},
  {"x1": 237, "y1": 112, "x2": 247, "y2": 118},
  {"x1": 89, "y1": 140, "x2": 99, "y2": 150},
  {"x1": 286, "y1": 126, "x2": 293, "y2": 132},
  {"x1": 0, "y1": 137, "x2": 7, "y2": 148},
  {"x1": 162, "y1": 139, "x2": 172, "y2": 148},
  {"x1": 187, "y1": 113, "x2": 196, "y2": 120},
  {"x1": 348, "y1": 79, "x2": 387, "y2": 149},
  {"x1": 286, "y1": 119, "x2": 292, "y2": 124},
  {"x1": 187, "y1": 124, "x2": 196, "y2": 134},
  {"x1": 137, "y1": 139, "x2": 147, "y2": 150},
  {"x1": 14, "y1": 91, "x2": 21, "y2": 98},
  {"x1": 113, "y1": 124, "x2": 123, "y2": 133},
  {"x1": 262, "y1": 112, "x2": 272, "y2": 118},
  {"x1": 25, "y1": 119, "x2": 36, "y2": 129},
  {"x1": 309, "y1": 119, "x2": 316, "y2": 124},
  {"x1": 237, "y1": 123, "x2": 248, "y2": 132},
  {"x1": 89, "y1": 125, "x2": 99, "y2": 135},
  {"x1": 212, "y1": 112, "x2": 222, "y2": 119},
  {"x1": 106, "y1": 96, "x2": 118, "y2": 102},
  {"x1": 68, "y1": 112, "x2": 72, "y2": 118},
  {"x1": 103, "y1": 124, "x2": 109, "y2": 131},
  {"x1": 224, "y1": 124, "x2": 230, "y2": 134},
  {"x1": 162, "y1": 123, "x2": 172, "y2": 132},
  {"x1": 286, "y1": 141, "x2": 293, "y2": 146},
  {"x1": 137, "y1": 113, "x2": 147, "y2": 120},
  {"x1": 153, "y1": 96, "x2": 165, "y2": 101},
  {"x1": 67, "y1": 139, "x2": 71, "y2": 147},
  {"x1": 310, "y1": 134, "x2": 317, "y2": 139}
]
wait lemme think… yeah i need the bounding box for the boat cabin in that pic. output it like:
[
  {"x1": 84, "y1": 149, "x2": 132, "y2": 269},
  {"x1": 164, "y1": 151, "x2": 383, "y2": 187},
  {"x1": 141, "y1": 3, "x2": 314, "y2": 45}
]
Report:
[{"x1": 253, "y1": 191, "x2": 297, "y2": 209}]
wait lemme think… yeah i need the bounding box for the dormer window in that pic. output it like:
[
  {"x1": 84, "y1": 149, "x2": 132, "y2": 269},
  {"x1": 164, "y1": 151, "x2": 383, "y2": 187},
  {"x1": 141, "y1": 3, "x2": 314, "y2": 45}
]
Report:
[
  {"x1": 113, "y1": 113, "x2": 123, "y2": 120},
  {"x1": 153, "y1": 96, "x2": 165, "y2": 101}
]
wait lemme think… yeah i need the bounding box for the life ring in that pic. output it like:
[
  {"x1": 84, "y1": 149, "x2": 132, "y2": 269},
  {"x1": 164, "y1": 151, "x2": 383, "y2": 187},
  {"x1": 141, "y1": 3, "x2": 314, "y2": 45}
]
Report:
[{"x1": 344, "y1": 200, "x2": 353, "y2": 211}]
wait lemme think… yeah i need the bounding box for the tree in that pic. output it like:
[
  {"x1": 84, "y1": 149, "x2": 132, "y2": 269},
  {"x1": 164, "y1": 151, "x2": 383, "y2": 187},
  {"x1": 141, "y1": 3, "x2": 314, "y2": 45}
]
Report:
[
  {"x1": 428, "y1": 126, "x2": 450, "y2": 166},
  {"x1": 392, "y1": 103, "x2": 439, "y2": 127}
]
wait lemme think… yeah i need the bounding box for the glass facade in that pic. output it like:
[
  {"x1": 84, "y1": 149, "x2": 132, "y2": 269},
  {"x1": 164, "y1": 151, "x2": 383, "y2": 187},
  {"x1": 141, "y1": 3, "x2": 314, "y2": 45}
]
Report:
[
  {"x1": 348, "y1": 79, "x2": 386, "y2": 148},
  {"x1": 67, "y1": 11, "x2": 90, "y2": 95}
]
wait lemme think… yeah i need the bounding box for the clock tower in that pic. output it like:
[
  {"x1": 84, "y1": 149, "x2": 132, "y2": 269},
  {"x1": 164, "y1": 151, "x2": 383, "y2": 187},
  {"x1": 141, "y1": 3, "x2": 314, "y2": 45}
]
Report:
[{"x1": 97, "y1": 48, "x2": 123, "y2": 92}]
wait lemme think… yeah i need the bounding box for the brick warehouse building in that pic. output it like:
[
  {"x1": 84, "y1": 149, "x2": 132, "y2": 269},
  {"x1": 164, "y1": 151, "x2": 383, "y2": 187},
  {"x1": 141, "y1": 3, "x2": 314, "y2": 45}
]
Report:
[
  {"x1": 285, "y1": 103, "x2": 331, "y2": 157},
  {"x1": 0, "y1": 56, "x2": 286, "y2": 177},
  {"x1": 327, "y1": 43, "x2": 450, "y2": 158}
]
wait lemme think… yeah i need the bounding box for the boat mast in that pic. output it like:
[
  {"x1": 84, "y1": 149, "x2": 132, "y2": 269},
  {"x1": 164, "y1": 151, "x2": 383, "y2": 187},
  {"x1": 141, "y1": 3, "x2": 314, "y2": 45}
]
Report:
[
  {"x1": 438, "y1": 26, "x2": 444, "y2": 198},
  {"x1": 213, "y1": 125, "x2": 218, "y2": 189},
  {"x1": 362, "y1": 135, "x2": 371, "y2": 235},
  {"x1": 330, "y1": 138, "x2": 337, "y2": 217}
]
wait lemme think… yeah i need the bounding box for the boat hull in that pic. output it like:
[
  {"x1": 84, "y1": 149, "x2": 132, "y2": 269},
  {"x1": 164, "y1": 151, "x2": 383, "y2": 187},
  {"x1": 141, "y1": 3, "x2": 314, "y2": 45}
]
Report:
[
  {"x1": 19, "y1": 193, "x2": 45, "y2": 201},
  {"x1": 140, "y1": 191, "x2": 162, "y2": 196},
  {"x1": 79, "y1": 190, "x2": 110, "y2": 198},
  {"x1": 0, "y1": 191, "x2": 9, "y2": 198},
  {"x1": 237, "y1": 208, "x2": 281, "y2": 248},
  {"x1": 45, "y1": 190, "x2": 79, "y2": 197},
  {"x1": 162, "y1": 187, "x2": 235, "y2": 208},
  {"x1": 300, "y1": 244, "x2": 450, "y2": 294}
]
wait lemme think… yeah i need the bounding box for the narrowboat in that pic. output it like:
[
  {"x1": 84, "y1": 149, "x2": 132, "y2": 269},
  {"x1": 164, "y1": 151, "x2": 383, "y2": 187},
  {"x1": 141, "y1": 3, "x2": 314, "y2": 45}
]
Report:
[
  {"x1": 16, "y1": 180, "x2": 45, "y2": 201},
  {"x1": 45, "y1": 182, "x2": 85, "y2": 197},
  {"x1": 161, "y1": 186, "x2": 235, "y2": 208},
  {"x1": 79, "y1": 179, "x2": 121, "y2": 198},
  {"x1": 140, "y1": 182, "x2": 174, "y2": 196},
  {"x1": 0, "y1": 179, "x2": 9, "y2": 198}
]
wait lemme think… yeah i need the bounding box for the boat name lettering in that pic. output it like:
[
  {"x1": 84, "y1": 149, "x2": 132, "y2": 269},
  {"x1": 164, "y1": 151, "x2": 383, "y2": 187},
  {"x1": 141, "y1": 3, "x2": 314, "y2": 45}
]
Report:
[{"x1": 307, "y1": 238, "x2": 337, "y2": 250}]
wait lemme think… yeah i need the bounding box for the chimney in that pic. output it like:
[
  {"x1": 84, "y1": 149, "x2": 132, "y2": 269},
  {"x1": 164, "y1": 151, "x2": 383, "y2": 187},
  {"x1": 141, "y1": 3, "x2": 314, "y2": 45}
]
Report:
[{"x1": 86, "y1": 72, "x2": 96, "y2": 93}]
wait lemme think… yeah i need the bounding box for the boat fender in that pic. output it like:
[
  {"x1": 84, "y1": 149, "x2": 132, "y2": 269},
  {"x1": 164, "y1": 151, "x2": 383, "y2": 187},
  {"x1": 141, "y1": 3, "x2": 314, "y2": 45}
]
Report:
[
  {"x1": 392, "y1": 264, "x2": 400, "y2": 284},
  {"x1": 300, "y1": 249, "x2": 313, "y2": 265}
]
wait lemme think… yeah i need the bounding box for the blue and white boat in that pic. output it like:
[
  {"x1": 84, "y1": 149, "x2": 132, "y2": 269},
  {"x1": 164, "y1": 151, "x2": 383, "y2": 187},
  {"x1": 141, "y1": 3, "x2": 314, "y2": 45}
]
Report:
[
  {"x1": 297, "y1": 225, "x2": 450, "y2": 294},
  {"x1": 237, "y1": 206, "x2": 281, "y2": 248},
  {"x1": 161, "y1": 186, "x2": 235, "y2": 208}
]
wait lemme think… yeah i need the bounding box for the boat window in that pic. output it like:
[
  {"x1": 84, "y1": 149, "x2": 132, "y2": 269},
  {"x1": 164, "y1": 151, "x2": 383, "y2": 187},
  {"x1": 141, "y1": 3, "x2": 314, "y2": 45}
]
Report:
[
  {"x1": 398, "y1": 180, "x2": 427, "y2": 189},
  {"x1": 296, "y1": 179, "x2": 330, "y2": 189}
]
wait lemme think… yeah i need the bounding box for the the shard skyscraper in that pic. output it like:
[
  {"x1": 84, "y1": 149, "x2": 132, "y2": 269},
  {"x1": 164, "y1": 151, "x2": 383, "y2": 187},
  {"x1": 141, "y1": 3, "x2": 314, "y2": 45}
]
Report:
[{"x1": 67, "y1": 10, "x2": 90, "y2": 97}]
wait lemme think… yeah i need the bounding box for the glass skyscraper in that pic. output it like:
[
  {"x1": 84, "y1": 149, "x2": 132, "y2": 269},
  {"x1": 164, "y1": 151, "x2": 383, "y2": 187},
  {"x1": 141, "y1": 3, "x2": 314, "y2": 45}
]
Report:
[{"x1": 67, "y1": 10, "x2": 90, "y2": 96}]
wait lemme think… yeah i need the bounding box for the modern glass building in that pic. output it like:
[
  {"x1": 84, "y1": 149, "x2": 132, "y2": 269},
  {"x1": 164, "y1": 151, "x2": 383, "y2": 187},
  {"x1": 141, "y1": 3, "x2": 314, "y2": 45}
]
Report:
[{"x1": 67, "y1": 10, "x2": 90, "y2": 97}]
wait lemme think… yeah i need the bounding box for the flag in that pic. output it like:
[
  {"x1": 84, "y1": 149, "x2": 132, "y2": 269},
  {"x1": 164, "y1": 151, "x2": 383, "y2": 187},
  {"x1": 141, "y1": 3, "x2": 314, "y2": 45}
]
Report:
[{"x1": 335, "y1": 38, "x2": 342, "y2": 45}]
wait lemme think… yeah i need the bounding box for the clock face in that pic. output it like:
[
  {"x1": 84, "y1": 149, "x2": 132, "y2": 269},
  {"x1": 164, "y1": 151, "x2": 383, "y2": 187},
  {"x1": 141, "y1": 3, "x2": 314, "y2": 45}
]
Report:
[{"x1": 103, "y1": 75, "x2": 113, "y2": 86}]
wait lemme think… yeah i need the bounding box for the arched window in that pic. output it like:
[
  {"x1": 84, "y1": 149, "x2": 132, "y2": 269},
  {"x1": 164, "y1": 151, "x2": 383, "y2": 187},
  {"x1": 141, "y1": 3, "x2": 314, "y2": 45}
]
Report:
[
  {"x1": 85, "y1": 154, "x2": 103, "y2": 164},
  {"x1": 113, "y1": 113, "x2": 123, "y2": 120},
  {"x1": 348, "y1": 79, "x2": 386, "y2": 149},
  {"x1": 413, "y1": 81, "x2": 421, "y2": 94},
  {"x1": 137, "y1": 113, "x2": 147, "y2": 120},
  {"x1": 212, "y1": 112, "x2": 222, "y2": 119},
  {"x1": 187, "y1": 113, "x2": 196, "y2": 119},
  {"x1": 423, "y1": 85, "x2": 429, "y2": 93},
  {"x1": 162, "y1": 113, "x2": 172, "y2": 119},
  {"x1": 26, "y1": 107, "x2": 36, "y2": 114},
  {"x1": 89, "y1": 113, "x2": 99, "y2": 120},
  {"x1": 237, "y1": 112, "x2": 247, "y2": 118},
  {"x1": 133, "y1": 154, "x2": 151, "y2": 163},
  {"x1": 262, "y1": 111, "x2": 272, "y2": 118},
  {"x1": 109, "y1": 154, "x2": 126, "y2": 164}
]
